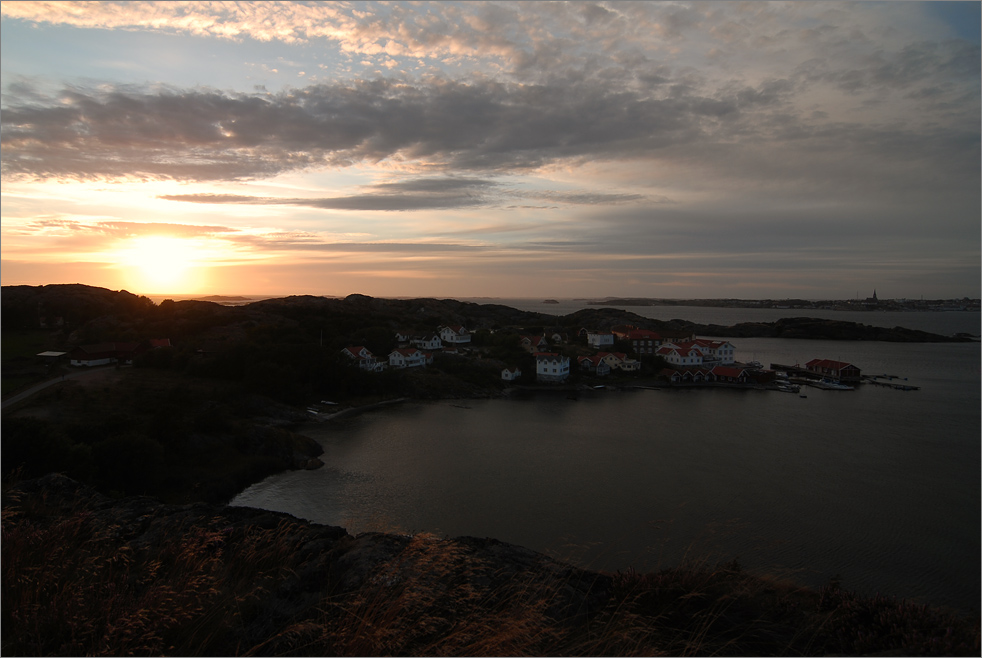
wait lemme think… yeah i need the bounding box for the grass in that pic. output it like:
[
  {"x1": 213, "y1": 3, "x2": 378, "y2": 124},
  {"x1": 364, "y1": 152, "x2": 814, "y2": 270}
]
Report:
[
  {"x1": 3, "y1": 483, "x2": 979, "y2": 657},
  {"x1": 2, "y1": 493, "x2": 305, "y2": 656}
]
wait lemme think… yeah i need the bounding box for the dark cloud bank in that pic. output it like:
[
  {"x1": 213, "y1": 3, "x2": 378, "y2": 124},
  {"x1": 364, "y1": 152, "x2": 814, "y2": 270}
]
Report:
[{"x1": 2, "y1": 50, "x2": 977, "y2": 186}]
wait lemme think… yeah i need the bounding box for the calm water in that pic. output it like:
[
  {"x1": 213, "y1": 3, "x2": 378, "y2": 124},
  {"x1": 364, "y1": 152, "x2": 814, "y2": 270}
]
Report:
[{"x1": 233, "y1": 335, "x2": 980, "y2": 614}]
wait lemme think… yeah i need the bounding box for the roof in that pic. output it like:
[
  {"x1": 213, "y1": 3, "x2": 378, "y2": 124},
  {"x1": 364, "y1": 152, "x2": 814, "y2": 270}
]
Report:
[
  {"x1": 691, "y1": 338, "x2": 730, "y2": 348},
  {"x1": 76, "y1": 342, "x2": 140, "y2": 354},
  {"x1": 711, "y1": 366, "x2": 746, "y2": 378},
  {"x1": 597, "y1": 351, "x2": 629, "y2": 360},
  {"x1": 391, "y1": 348, "x2": 423, "y2": 356},
  {"x1": 148, "y1": 338, "x2": 172, "y2": 348},
  {"x1": 805, "y1": 359, "x2": 858, "y2": 370},
  {"x1": 624, "y1": 329, "x2": 662, "y2": 340},
  {"x1": 37, "y1": 351, "x2": 68, "y2": 357},
  {"x1": 70, "y1": 342, "x2": 144, "y2": 359},
  {"x1": 661, "y1": 345, "x2": 702, "y2": 357}
]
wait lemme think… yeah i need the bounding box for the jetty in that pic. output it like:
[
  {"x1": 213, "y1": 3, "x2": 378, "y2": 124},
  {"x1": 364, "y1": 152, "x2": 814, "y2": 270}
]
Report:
[
  {"x1": 862, "y1": 375, "x2": 920, "y2": 391},
  {"x1": 771, "y1": 363, "x2": 920, "y2": 391}
]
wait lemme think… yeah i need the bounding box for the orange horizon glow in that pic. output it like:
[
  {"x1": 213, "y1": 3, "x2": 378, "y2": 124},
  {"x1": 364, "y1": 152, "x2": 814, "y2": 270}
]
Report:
[{"x1": 112, "y1": 236, "x2": 215, "y2": 295}]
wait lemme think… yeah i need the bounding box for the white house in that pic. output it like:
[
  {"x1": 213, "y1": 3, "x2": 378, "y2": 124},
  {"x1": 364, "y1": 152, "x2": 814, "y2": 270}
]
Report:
[
  {"x1": 658, "y1": 340, "x2": 736, "y2": 366},
  {"x1": 388, "y1": 347, "x2": 430, "y2": 369},
  {"x1": 411, "y1": 334, "x2": 443, "y2": 350},
  {"x1": 587, "y1": 332, "x2": 615, "y2": 348},
  {"x1": 501, "y1": 367, "x2": 522, "y2": 381},
  {"x1": 615, "y1": 328, "x2": 664, "y2": 354},
  {"x1": 440, "y1": 325, "x2": 471, "y2": 345},
  {"x1": 577, "y1": 355, "x2": 611, "y2": 376},
  {"x1": 535, "y1": 352, "x2": 570, "y2": 382},
  {"x1": 691, "y1": 339, "x2": 736, "y2": 365},
  {"x1": 341, "y1": 345, "x2": 385, "y2": 371},
  {"x1": 69, "y1": 342, "x2": 143, "y2": 367},
  {"x1": 656, "y1": 344, "x2": 705, "y2": 367},
  {"x1": 597, "y1": 351, "x2": 641, "y2": 372}
]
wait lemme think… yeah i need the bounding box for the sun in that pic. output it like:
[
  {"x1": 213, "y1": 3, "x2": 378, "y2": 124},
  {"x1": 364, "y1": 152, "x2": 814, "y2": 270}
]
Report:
[{"x1": 117, "y1": 236, "x2": 206, "y2": 293}]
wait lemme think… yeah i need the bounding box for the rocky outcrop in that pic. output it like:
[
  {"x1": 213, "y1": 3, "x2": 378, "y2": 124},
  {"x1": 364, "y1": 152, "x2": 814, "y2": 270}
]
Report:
[
  {"x1": 4, "y1": 475, "x2": 977, "y2": 657},
  {"x1": 2, "y1": 474, "x2": 612, "y2": 656}
]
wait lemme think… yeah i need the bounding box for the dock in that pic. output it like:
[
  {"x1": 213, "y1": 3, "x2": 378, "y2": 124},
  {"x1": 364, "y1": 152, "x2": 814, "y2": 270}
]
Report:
[
  {"x1": 771, "y1": 363, "x2": 919, "y2": 391},
  {"x1": 862, "y1": 376, "x2": 920, "y2": 391}
]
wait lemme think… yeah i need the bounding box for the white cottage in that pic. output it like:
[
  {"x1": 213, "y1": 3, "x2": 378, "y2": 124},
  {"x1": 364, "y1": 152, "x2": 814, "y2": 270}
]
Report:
[
  {"x1": 411, "y1": 334, "x2": 444, "y2": 350},
  {"x1": 535, "y1": 352, "x2": 570, "y2": 382},
  {"x1": 587, "y1": 332, "x2": 615, "y2": 348},
  {"x1": 341, "y1": 345, "x2": 385, "y2": 371},
  {"x1": 439, "y1": 325, "x2": 471, "y2": 345},
  {"x1": 501, "y1": 367, "x2": 522, "y2": 381},
  {"x1": 389, "y1": 347, "x2": 430, "y2": 369}
]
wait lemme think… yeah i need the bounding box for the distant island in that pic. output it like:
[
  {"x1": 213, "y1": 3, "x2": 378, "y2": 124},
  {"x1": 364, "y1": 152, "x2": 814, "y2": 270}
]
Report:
[
  {"x1": 190, "y1": 294, "x2": 258, "y2": 303},
  {"x1": 589, "y1": 296, "x2": 980, "y2": 312},
  {"x1": 542, "y1": 299, "x2": 560, "y2": 304}
]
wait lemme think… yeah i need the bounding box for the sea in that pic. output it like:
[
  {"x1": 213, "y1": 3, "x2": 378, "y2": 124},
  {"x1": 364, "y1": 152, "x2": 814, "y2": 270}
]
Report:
[{"x1": 231, "y1": 303, "x2": 981, "y2": 614}]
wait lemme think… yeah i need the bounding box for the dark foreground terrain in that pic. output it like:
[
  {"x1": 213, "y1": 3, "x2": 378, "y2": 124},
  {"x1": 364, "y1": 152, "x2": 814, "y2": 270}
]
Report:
[{"x1": 3, "y1": 474, "x2": 978, "y2": 657}]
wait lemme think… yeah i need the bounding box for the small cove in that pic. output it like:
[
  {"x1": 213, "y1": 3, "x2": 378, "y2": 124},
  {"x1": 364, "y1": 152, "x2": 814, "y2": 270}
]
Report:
[{"x1": 233, "y1": 337, "x2": 980, "y2": 614}]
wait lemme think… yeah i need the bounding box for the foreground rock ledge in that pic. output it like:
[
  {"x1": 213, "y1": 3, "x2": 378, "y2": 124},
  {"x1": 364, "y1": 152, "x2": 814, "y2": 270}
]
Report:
[{"x1": 3, "y1": 474, "x2": 978, "y2": 657}]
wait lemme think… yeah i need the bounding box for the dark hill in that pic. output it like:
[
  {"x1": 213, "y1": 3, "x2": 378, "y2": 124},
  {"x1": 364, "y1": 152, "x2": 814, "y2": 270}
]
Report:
[{"x1": 4, "y1": 285, "x2": 967, "y2": 342}]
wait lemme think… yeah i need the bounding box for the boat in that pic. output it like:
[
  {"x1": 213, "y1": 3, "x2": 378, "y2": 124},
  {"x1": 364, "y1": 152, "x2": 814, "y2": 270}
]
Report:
[{"x1": 815, "y1": 378, "x2": 854, "y2": 391}]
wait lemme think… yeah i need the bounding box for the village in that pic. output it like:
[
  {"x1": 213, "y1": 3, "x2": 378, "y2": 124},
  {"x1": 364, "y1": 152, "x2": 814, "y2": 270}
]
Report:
[
  {"x1": 51, "y1": 325, "x2": 872, "y2": 394},
  {"x1": 337, "y1": 322, "x2": 870, "y2": 392}
]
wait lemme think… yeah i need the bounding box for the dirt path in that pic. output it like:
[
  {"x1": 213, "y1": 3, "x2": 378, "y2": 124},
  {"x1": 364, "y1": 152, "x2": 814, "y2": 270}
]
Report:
[{"x1": 1, "y1": 366, "x2": 128, "y2": 411}]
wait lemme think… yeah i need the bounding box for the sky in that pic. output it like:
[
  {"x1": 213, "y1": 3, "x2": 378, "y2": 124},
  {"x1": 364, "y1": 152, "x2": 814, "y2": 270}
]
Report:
[{"x1": 1, "y1": 1, "x2": 979, "y2": 300}]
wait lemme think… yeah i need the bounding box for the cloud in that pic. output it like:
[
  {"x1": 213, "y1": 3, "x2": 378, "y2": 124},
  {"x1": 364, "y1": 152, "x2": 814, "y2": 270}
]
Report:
[
  {"x1": 159, "y1": 191, "x2": 489, "y2": 211},
  {"x1": 158, "y1": 177, "x2": 498, "y2": 210},
  {"x1": 157, "y1": 177, "x2": 650, "y2": 210},
  {"x1": 0, "y1": 74, "x2": 911, "y2": 182},
  {"x1": 18, "y1": 218, "x2": 237, "y2": 238}
]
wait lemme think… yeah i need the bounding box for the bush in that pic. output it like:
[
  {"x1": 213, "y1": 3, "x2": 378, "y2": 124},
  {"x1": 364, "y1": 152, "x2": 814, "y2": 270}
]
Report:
[
  {"x1": 92, "y1": 434, "x2": 166, "y2": 496},
  {"x1": 1, "y1": 418, "x2": 93, "y2": 482}
]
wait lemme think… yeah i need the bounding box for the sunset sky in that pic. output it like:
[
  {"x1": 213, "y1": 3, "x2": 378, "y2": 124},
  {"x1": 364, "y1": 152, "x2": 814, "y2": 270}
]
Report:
[{"x1": 2, "y1": 1, "x2": 979, "y2": 299}]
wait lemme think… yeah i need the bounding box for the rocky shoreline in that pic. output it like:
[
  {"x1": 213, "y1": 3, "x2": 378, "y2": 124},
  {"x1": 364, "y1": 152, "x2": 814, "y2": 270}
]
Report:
[{"x1": 3, "y1": 473, "x2": 977, "y2": 657}]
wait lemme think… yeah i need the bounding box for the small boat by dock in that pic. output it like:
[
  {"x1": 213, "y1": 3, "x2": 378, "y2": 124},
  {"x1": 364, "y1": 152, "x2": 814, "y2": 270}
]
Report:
[{"x1": 813, "y1": 378, "x2": 854, "y2": 391}]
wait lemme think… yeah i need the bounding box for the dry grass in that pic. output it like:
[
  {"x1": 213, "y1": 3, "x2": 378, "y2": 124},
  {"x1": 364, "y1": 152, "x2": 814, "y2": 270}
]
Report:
[
  {"x1": 3, "y1": 492, "x2": 978, "y2": 657},
  {"x1": 1, "y1": 494, "x2": 303, "y2": 656}
]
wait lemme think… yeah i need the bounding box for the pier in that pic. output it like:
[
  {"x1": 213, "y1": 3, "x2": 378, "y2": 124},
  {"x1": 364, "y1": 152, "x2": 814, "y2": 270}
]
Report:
[
  {"x1": 770, "y1": 364, "x2": 920, "y2": 391},
  {"x1": 862, "y1": 376, "x2": 920, "y2": 391}
]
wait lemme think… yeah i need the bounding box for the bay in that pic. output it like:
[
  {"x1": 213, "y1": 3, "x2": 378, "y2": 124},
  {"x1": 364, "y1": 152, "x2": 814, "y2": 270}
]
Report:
[{"x1": 232, "y1": 337, "x2": 980, "y2": 614}]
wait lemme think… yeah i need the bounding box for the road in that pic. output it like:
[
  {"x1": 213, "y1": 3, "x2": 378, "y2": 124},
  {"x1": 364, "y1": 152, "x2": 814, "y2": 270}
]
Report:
[{"x1": 1, "y1": 366, "x2": 125, "y2": 411}]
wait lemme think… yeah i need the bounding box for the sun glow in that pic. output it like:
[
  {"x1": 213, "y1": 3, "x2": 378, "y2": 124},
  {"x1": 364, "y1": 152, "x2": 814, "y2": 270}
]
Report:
[{"x1": 116, "y1": 236, "x2": 210, "y2": 293}]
